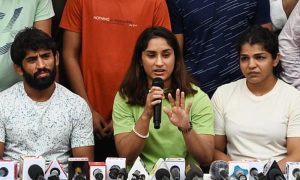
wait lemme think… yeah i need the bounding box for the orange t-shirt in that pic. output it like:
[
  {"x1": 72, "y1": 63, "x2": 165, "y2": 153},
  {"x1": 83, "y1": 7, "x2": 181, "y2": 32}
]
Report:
[{"x1": 60, "y1": 0, "x2": 171, "y2": 122}]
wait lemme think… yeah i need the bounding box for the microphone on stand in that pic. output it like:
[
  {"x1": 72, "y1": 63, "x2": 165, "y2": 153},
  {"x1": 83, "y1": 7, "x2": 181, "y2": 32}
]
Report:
[
  {"x1": 28, "y1": 164, "x2": 46, "y2": 180},
  {"x1": 185, "y1": 163, "x2": 204, "y2": 180},
  {"x1": 152, "y1": 77, "x2": 164, "y2": 129},
  {"x1": 0, "y1": 167, "x2": 8, "y2": 177}
]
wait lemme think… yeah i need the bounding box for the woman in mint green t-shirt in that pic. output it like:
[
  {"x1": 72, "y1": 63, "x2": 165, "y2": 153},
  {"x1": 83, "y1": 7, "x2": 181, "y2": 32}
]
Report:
[{"x1": 112, "y1": 26, "x2": 215, "y2": 171}]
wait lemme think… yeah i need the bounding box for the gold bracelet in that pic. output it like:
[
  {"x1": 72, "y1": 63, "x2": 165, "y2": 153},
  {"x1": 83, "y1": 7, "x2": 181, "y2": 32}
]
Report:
[{"x1": 132, "y1": 126, "x2": 149, "y2": 139}]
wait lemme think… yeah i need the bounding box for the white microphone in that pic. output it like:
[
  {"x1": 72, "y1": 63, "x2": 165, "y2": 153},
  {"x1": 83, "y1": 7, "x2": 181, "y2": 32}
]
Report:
[
  {"x1": 286, "y1": 162, "x2": 300, "y2": 180},
  {"x1": 89, "y1": 162, "x2": 106, "y2": 180},
  {"x1": 0, "y1": 160, "x2": 17, "y2": 180},
  {"x1": 45, "y1": 160, "x2": 67, "y2": 180},
  {"x1": 105, "y1": 157, "x2": 126, "y2": 180},
  {"x1": 128, "y1": 157, "x2": 149, "y2": 180},
  {"x1": 165, "y1": 158, "x2": 185, "y2": 180},
  {"x1": 20, "y1": 156, "x2": 46, "y2": 180}
]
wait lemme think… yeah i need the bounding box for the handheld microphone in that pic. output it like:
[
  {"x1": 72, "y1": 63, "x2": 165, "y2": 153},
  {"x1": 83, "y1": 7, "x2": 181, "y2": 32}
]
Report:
[
  {"x1": 152, "y1": 77, "x2": 164, "y2": 129},
  {"x1": 28, "y1": 164, "x2": 46, "y2": 180},
  {"x1": 155, "y1": 168, "x2": 170, "y2": 180},
  {"x1": 185, "y1": 163, "x2": 203, "y2": 180},
  {"x1": 210, "y1": 160, "x2": 229, "y2": 180},
  {"x1": 170, "y1": 165, "x2": 180, "y2": 180},
  {"x1": 0, "y1": 167, "x2": 8, "y2": 177},
  {"x1": 93, "y1": 169, "x2": 104, "y2": 180},
  {"x1": 117, "y1": 168, "x2": 128, "y2": 180}
]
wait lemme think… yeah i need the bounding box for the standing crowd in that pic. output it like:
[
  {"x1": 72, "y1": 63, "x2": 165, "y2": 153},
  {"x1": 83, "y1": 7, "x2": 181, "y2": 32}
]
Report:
[{"x1": 1, "y1": 0, "x2": 300, "y2": 174}]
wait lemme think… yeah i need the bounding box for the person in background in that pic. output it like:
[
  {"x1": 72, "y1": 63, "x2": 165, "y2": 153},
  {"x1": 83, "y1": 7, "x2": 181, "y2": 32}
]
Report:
[
  {"x1": 212, "y1": 25, "x2": 300, "y2": 172},
  {"x1": 279, "y1": 0, "x2": 300, "y2": 90},
  {"x1": 113, "y1": 26, "x2": 214, "y2": 171},
  {"x1": 270, "y1": 0, "x2": 298, "y2": 32},
  {"x1": 166, "y1": 0, "x2": 272, "y2": 97},
  {"x1": 0, "y1": 0, "x2": 54, "y2": 91},
  {"x1": 60, "y1": 0, "x2": 171, "y2": 161},
  {"x1": 0, "y1": 28, "x2": 94, "y2": 170}
]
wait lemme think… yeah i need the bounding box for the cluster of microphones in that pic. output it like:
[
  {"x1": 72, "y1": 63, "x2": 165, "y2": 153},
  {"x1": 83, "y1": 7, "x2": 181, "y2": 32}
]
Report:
[
  {"x1": 209, "y1": 159, "x2": 300, "y2": 180},
  {"x1": 1, "y1": 157, "x2": 300, "y2": 180}
]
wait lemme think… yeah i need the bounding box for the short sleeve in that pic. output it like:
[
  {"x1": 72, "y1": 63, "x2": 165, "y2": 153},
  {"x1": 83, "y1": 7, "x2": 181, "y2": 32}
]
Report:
[
  {"x1": 211, "y1": 87, "x2": 226, "y2": 135},
  {"x1": 0, "y1": 103, "x2": 5, "y2": 143},
  {"x1": 166, "y1": 0, "x2": 184, "y2": 34},
  {"x1": 60, "y1": 0, "x2": 83, "y2": 32},
  {"x1": 112, "y1": 92, "x2": 135, "y2": 135},
  {"x1": 190, "y1": 87, "x2": 214, "y2": 135},
  {"x1": 35, "y1": 0, "x2": 55, "y2": 21},
  {"x1": 254, "y1": 0, "x2": 271, "y2": 25},
  {"x1": 153, "y1": 0, "x2": 171, "y2": 30},
  {"x1": 287, "y1": 94, "x2": 300, "y2": 137},
  {"x1": 71, "y1": 100, "x2": 94, "y2": 148}
]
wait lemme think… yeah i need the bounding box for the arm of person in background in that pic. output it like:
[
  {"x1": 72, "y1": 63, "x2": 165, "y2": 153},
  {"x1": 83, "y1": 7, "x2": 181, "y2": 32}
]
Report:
[
  {"x1": 283, "y1": 0, "x2": 299, "y2": 18},
  {"x1": 163, "y1": 89, "x2": 215, "y2": 166},
  {"x1": 0, "y1": 143, "x2": 3, "y2": 159},
  {"x1": 113, "y1": 87, "x2": 164, "y2": 164},
  {"x1": 279, "y1": 1, "x2": 300, "y2": 90},
  {"x1": 256, "y1": 0, "x2": 273, "y2": 30},
  {"x1": 33, "y1": 19, "x2": 52, "y2": 36},
  {"x1": 72, "y1": 146, "x2": 94, "y2": 161},
  {"x1": 278, "y1": 137, "x2": 300, "y2": 172},
  {"x1": 62, "y1": 31, "x2": 111, "y2": 139}
]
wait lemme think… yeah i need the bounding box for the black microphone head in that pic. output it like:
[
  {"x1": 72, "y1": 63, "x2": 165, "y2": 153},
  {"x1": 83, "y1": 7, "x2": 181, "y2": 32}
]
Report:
[
  {"x1": 109, "y1": 165, "x2": 120, "y2": 179},
  {"x1": 152, "y1": 77, "x2": 164, "y2": 88},
  {"x1": 170, "y1": 165, "x2": 180, "y2": 180},
  {"x1": 155, "y1": 168, "x2": 170, "y2": 180},
  {"x1": 93, "y1": 168, "x2": 104, "y2": 180},
  {"x1": 0, "y1": 167, "x2": 8, "y2": 177},
  {"x1": 209, "y1": 160, "x2": 229, "y2": 180},
  {"x1": 50, "y1": 167, "x2": 60, "y2": 177},
  {"x1": 0, "y1": 167, "x2": 9, "y2": 177},
  {"x1": 185, "y1": 163, "x2": 203, "y2": 180},
  {"x1": 117, "y1": 168, "x2": 128, "y2": 180},
  {"x1": 28, "y1": 164, "x2": 45, "y2": 180},
  {"x1": 293, "y1": 168, "x2": 300, "y2": 177},
  {"x1": 250, "y1": 168, "x2": 258, "y2": 177}
]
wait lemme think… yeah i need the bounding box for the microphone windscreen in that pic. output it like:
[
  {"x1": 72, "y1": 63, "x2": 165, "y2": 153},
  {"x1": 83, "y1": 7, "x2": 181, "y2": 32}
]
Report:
[
  {"x1": 155, "y1": 168, "x2": 170, "y2": 180},
  {"x1": 209, "y1": 160, "x2": 229, "y2": 180},
  {"x1": 50, "y1": 167, "x2": 60, "y2": 177},
  {"x1": 152, "y1": 77, "x2": 164, "y2": 88},
  {"x1": 0, "y1": 167, "x2": 8, "y2": 177},
  {"x1": 28, "y1": 164, "x2": 44, "y2": 179},
  {"x1": 185, "y1": 163, "x2": 203, "y2": 180},
  {"x1": 170, "y1": 165, "x2": 180, "y2": 180}
]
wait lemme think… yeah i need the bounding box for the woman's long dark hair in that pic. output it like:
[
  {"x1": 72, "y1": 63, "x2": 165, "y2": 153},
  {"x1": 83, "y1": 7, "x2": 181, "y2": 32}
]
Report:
[{"x1": 119, "y1": 26, "x2": 196, "y2": 106}]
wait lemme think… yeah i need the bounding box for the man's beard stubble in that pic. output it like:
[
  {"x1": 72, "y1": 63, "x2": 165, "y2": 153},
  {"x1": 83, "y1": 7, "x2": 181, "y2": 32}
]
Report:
[{"x1": 22, "y1": 65, "x2": 56, "y2": 90}]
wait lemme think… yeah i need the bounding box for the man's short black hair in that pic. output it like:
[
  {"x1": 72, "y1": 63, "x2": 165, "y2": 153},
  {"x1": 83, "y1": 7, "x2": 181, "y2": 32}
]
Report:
[{"x1": 10, "y1": 27, "x2": 57, "y2": 66}]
